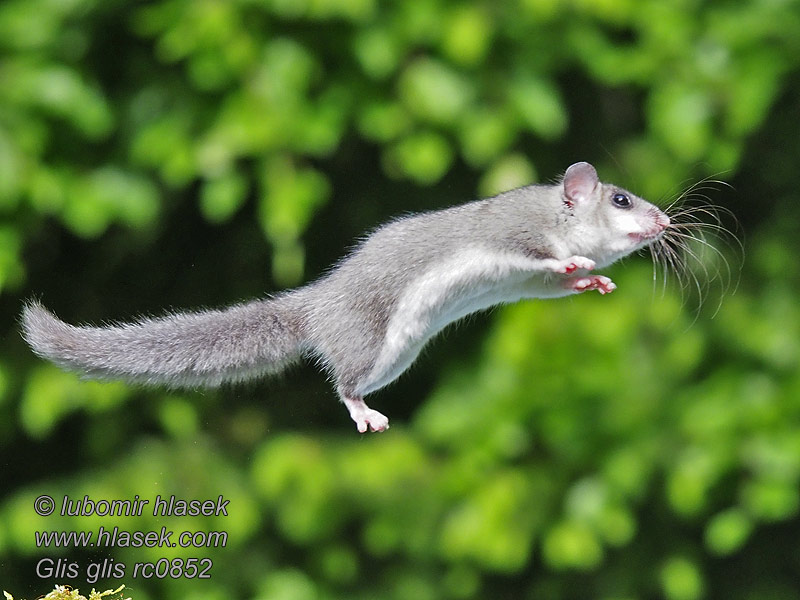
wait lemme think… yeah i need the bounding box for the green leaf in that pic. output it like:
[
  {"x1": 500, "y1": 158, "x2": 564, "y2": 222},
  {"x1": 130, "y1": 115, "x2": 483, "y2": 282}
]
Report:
[
  {"x1": 725, "y1": 51, "x2": 785, "y2": 136},
  {"x1": 740, "y1": 478, "x2": 800, "y2": 522},
  {"x1": 20, "y1": 366, "x2": 128, "y2": 438},
  {"x1": 130, "y1": 115, "x2": 196, "y2": 186},
  {"x1": 439, "y1": 471, "x2": 536, "y2": 572},
  {"x1": 256, "y1": 569, "x2": 318, "y2": 600},
  {"x1": 660, "y1": 557, "x2": 704, "y2": 600},
  {"x1": 441, "y1": 5, "x2": 493, "y2": 66},
  {"x1": 384, "y1": 131, "x2": 453, "y2": 184},
  {"x1": 705, "y1": 508, "x2": 753, "y2": 556},
  {"x1": 0, "y1": 129, "x2": 23, "y2": 208},
  {"x1": 459, "y1": 108, "x2": 516, "y2": 167},
  {"x1": 478, "y1": 154, "x2": 536, "y2": 197},
  {"x1": 200, "y1": 171, "x2": 249, "y2": 224},
  {"x1": 258, "y1": 156, "x2": 329, "y2": 285},
  {"x1": 357, "y1": 100, "x2": 412, "y2": 142},
  {"x1": 542, "y1": 520, "x2": 604, "y2": 570},
  {"x1": 0, "y1": 226, "x2": 23, "y2": 293},
  {"x1": 508, "y1": 76, "x2": 567, "y2": 140},
  {"x1": 258, "y1": 156, "x2": 329, "y2": 243},
  {"x1": 4, "y1": 60, "x2": 113, "y2": 138},
  {"x1": 61, "y1": 167, "x2": 160, "y2": 237},
  {"x1": 648, "y1": 82, "x2": 713, "y2": 162},
  {"x1": 353, "y1": 27, "x2": 402, "y2": 79},
  {"x1": 398, "y1": 58, "x2": 474, "y2": 126},
  {"x1": 157, "y1": 397, "x2": 199, "y2": 440}
]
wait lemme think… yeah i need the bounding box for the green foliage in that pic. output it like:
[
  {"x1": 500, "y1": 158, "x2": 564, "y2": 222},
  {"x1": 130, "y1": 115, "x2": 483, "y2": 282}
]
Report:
[
  {"x1": 3, "y1": 0, "x2": 800, "y2": 598},
  {"x1": 2, "y1": 0, "x2": 798, "y2": 288}
]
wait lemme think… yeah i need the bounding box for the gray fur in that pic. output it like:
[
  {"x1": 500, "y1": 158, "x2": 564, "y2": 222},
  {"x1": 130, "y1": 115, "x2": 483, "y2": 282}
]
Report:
[
  {"x1": 22, "y1": 294, "x2": 309, "y2": 387},
  {"x1": 21, "y1": 162, "x2": 669, "y2": 432}
]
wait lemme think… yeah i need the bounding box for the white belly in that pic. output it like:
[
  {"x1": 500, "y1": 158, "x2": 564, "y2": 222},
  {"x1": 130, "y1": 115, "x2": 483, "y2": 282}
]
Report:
[{"x1": 359, "y1": 247, "x2": 563, "y2": 394}]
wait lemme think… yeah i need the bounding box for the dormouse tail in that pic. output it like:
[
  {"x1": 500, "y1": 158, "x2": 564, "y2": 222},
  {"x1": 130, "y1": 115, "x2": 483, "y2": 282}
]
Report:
[{"x1": 21, "y1": 295, "x2": 308, "y2": 387}]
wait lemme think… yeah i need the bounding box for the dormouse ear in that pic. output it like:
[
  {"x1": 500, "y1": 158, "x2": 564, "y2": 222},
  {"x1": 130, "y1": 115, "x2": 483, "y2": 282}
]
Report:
[{"x1": 563, "y1": 161, "x2": 599, "y2": 206}]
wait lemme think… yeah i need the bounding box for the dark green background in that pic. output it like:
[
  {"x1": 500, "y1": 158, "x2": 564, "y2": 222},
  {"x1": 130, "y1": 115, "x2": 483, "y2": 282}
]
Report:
[{"x1": 2, "y1": 0, "x2": 799, "y2": 598}]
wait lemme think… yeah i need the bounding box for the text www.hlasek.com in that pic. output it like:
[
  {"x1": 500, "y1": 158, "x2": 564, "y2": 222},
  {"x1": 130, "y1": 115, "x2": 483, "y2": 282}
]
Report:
[
  {"x1": 34, "y1": 494, "x2": 229, "y2": 582},
  {"x1": 35, "y1": 526, "x2": 228, "y2": 549}
]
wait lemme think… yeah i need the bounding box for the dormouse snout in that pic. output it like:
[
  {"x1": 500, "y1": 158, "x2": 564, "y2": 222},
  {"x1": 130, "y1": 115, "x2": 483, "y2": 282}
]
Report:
[
  {"x1": 647, "y1": 210, "x2": 671, "y2": 239},
  {"x1": 624, "y1": 207, "x2": 671, "y2": 248}
]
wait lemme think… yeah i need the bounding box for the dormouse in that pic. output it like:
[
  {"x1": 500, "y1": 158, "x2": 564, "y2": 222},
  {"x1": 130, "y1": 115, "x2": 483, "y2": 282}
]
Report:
[{"x1": 23, "y1": 162, "x2": 671, "y2": 433}]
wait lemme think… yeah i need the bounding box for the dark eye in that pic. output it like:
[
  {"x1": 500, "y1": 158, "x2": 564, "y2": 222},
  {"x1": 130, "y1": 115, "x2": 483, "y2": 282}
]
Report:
[{"x1": 612, "y1": 193, "x2": 632, "y2": 208}]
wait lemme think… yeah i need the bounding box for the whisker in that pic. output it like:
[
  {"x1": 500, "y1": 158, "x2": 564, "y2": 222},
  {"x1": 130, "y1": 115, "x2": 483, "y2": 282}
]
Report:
[{"x1": 651, "y1": 178, "x2": 743, "y2": 318}]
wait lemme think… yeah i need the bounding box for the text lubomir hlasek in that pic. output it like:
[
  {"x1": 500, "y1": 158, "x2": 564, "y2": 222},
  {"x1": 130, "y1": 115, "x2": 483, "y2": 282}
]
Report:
[{"x1": 59, "y1": 494, "x2": 229, "y2": 517}]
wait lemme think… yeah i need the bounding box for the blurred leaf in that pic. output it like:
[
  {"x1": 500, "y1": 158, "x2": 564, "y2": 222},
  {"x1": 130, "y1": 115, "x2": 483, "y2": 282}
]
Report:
[
  {"x1": 507, "y1": 76, "x2": 567, "y2": 140},
  {"x1": 648, "y1": 82, "x2": 713, "y2": 162},
  {"x1": 666, "y1": 447, "x2": 719, "y2": 517},
  {"x1": 518, "y1": 0, "x2": 562, "y2": 21},
  {"x1": 399, "y1": 58, "x2": 475, "y2": 126},
  {"x1": 255, "y1": 569, "x2": 318, "y2": 600},
  {"x1": 157, "y1": 396, "x2": 199, "y2": 440},
  {"x1": 0, "y1": 130, "x2": 24, "y2": 208},
  {"x1": 660, "y1": 557, "x2": 704, "y2": 600},
  {"x1": 724, "y1": 50, "x2": 786, "y2": 137},
  {"x1": 740, "y1": 478, "x2": 799, "y2": 522},
  {"x1": 251, "y1": 435, "x2": 342, "y2": 543},
  {"x1": 357, "y1": 99, "x2": 412, "y2": 142},
  {"x1": 542, "y1": 520, "x2": 604, "y2": 571},
  {"x1": 20, "y1": 366, "x2": 129, "y2": 438},
  {"x1": 391, "y1": 574, "x2": 437, "y2": 600},
  {"x1": 0, "y1": 226, "x2": 24, "y2": 293},
  {"x1": 441, "y1": 5, "x2": 493, "y2": 67},
  {"x1": 459, "y1": 108, "x2": 517, "y2": 167},
  {"x1": 200, "y1": 171, "x2": 249, "y2": 224},
  {"x1": 63, "y1": 167, "x2": 160, "y2": 237},
  {"x1": 394, "y1": 0, "x2": 444, "y2": 44},
  {"x1": 292, "y1": 87, "x2": 349, "y2": 156},
  {"x1": 439, "y1": 470, "x2": 537, "y2": 572},
  {"x1": 2, "y1": 60, "x2": 113, "y2": 138},
  {"x1": 384, "y1": 131, "x2": 453, "y2": 184},
  {"x1": 442, "y1": 565, "x2": 481, "y2": 599},
  {"x1": 353, "y1": 27, "x2": 402, "y2": 79},
  {"x1": 478, "y1": 154, "x2": 537, "y2": 197},
  {"x1": 704, "y1": 508, "x2": 753, "y2": 556},
  {"x1": 317, "y1": 544, "x2": 359, "y2": 585},
  {"x1": 130, "y1": 114, "x2": 197, "y2": 186},
  {"x1": 258, "y1": 155, "x2": 330, "y2": 285}
]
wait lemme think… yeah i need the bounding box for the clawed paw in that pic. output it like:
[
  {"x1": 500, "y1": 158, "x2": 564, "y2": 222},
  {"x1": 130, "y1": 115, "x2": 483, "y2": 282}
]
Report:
[
  {"x1": 355, "y1": 410, "x2": 390, "y2": 433},
  {"x1": 558, "y1": 256, "x2": 596, "y2": 274},
  {"x1": 569, "y1": 275, "x2": 617, "y2": 295},
  {"x1": 344, "y1": 397, "x2": 390, "y2": 433}
]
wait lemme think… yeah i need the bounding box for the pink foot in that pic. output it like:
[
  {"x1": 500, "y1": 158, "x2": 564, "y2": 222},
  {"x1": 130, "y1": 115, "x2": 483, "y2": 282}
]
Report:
[
  {"x1": 342, "y1": 397, "x2": 390, "y2": 433},
  {"x1": 568, "y1": 275, "x2": 617, "y2": 295},
  {"x1": 555, "y1": 256, "x2": 596, "y2": 274}
]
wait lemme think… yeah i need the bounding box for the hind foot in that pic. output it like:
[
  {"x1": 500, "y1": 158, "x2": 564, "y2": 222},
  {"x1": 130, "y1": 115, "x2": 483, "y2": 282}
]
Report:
[{"x1": 342, "y1": 396, "x2": 390, "y2": 433}]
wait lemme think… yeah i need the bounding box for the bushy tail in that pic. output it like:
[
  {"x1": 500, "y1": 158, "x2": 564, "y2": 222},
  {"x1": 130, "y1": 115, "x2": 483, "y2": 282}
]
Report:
[{"x1": 21, "y1": 296, "x2": 308, "y2": 387}]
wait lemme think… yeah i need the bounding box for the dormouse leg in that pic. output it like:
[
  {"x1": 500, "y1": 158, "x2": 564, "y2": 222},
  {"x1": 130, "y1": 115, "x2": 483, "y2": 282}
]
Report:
[{"x1": 342, "y1": 396, "x2": 390, "y2": 433}]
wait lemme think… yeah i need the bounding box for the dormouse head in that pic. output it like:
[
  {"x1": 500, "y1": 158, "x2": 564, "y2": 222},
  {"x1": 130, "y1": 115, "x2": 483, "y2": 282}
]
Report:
[{"x1": 562, "y1": 161, "x2": 670, "y2": 265}]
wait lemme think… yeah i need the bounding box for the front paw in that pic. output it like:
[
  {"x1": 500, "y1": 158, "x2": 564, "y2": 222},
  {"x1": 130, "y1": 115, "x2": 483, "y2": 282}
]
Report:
[
  {"x1": 555, "y1": 256, "x2": 596, "y2": 274},
  {"x1": 567, "y1": 275, "x2": 616, "y2": 295}
]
